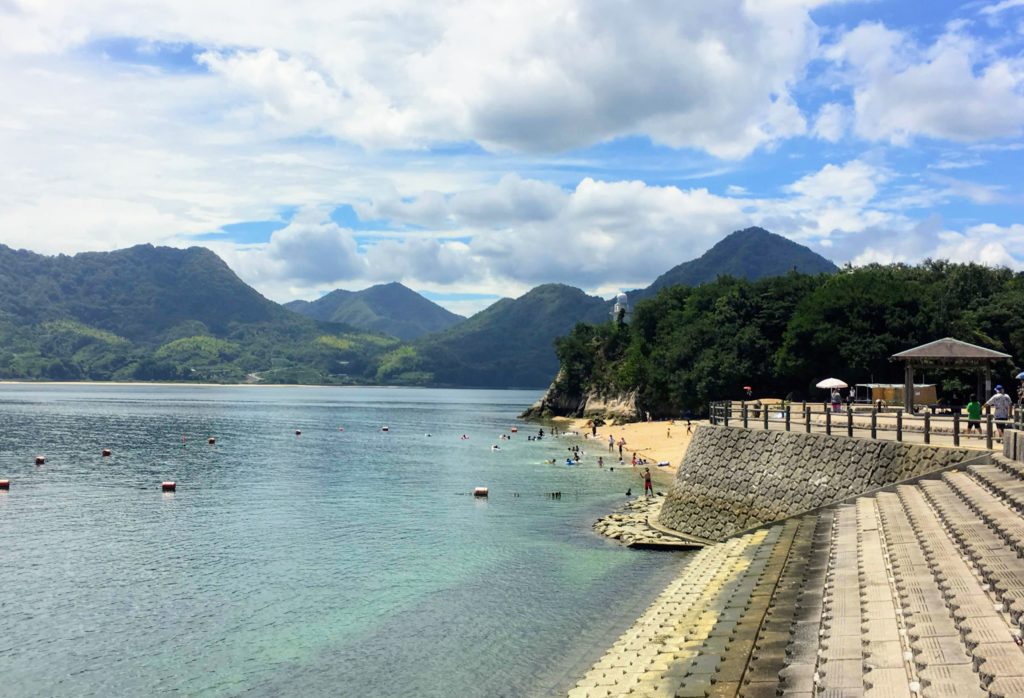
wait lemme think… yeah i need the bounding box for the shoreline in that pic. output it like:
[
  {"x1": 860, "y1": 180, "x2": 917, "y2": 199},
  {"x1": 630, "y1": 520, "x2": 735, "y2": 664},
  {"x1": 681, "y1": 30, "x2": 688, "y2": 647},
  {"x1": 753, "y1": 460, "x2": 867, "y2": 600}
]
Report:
[{"x1": 550, "y1": 416, "x2": 702, "y2": 477}]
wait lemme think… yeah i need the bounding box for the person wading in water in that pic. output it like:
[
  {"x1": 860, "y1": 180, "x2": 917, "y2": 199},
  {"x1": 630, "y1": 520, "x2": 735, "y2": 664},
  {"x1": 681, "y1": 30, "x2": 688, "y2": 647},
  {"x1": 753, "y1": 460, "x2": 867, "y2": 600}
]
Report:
[{"x1": 642, "y1": 467, "x2": 653, "y2": 497}]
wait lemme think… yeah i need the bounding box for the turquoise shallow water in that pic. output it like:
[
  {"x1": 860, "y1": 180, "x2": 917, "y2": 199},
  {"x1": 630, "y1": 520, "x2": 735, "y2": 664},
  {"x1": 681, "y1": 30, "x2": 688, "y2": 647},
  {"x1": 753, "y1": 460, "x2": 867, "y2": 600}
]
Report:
[{"x1": 0, "y1": 385, "x2": 688, "y2": 697}]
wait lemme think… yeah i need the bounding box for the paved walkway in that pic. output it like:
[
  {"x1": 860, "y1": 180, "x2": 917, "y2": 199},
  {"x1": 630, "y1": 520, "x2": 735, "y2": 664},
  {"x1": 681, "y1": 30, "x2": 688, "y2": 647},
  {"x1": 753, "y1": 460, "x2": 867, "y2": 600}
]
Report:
[{"x1": 568, "y1": 454, "x2": 1024, "y2": 697}]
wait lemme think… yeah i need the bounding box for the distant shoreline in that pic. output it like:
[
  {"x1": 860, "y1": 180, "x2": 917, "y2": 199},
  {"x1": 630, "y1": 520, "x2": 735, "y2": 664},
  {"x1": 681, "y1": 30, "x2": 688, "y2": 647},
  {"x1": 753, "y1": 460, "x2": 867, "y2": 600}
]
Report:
[{"x1": 0, "y1": 380, "x2": 547, "y2": 391}]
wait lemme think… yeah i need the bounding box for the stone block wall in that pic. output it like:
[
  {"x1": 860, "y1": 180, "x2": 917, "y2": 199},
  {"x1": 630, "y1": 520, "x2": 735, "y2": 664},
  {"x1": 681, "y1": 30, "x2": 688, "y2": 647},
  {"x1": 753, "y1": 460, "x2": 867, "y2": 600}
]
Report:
[
  {"x1": 659, "y1": 425, "x2": 972, "y2": 541},
  {"x1": 1003, "y1": 429, "x2": 1024, "y2": 462}
]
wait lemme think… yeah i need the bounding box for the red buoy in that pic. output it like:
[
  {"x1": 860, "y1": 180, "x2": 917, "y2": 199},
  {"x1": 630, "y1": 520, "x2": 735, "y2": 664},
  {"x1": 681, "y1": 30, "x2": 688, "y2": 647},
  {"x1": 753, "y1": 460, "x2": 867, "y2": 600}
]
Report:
[
  {"x1": 510, "y1": 427, "x2": 518, "y2": 433},
  {"x1": 35, "y1": 456, "x2": 45, "y2": 465},
  {"x1": 161, "y1": 481, "x2": 176, "y2": 491},
  {"x1": 208, "y1": 437, "x2": 216, "y2": 445},
  {"x1": 0, "y1": 480, "x2": 9, "y2": 490},
  {"x1": 102, "y1": 448, "x2": 111, "y2": 457}
]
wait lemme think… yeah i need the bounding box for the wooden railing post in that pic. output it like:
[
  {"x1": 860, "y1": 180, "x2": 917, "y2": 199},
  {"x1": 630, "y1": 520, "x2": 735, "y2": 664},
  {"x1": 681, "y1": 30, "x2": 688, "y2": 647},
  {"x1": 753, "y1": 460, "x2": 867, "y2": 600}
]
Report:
[
  {"x1": 742, "y1": 403, "x2": 749, "y2": 428},
  {"x1": 870, "y1": 408, "x2": 877, "y2": 439},
  {"x1": 763, "y1": 404, "x2": 769, "y2": 430},
  {"x1": 847, "y1": 408, "x2": 853, "y2": 438},
  {"x1": 924, "y1": 412, "x2": 930, "y2": 445},
  {"x1": 986, "y1": 414, "x2": 993, "y2": 450},
  {"x1": 805, "y1": 406, "x2": 811, "y2": 433},
  {"x1": 785, "y1": 406, "x2": 791, "y2": 432},
  {"x1": 953, "y1": 412, "x2": 960, "y2": 447},
  {"x1": 897, "y1": 410, "x2": 903, "y2": 442},
  {"x1": 723, "y1": 402, "x2": 730, "y2": 428},
  {"x1": 825, "y1": 409, "x2": 832, "y2": 436}
]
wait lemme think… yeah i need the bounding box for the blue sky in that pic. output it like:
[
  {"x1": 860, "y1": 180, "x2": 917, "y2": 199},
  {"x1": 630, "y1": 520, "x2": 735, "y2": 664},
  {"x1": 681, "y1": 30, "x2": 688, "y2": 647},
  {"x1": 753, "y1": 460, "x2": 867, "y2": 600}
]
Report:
[{"x1": 0, "y1": 0, "x2": 1022, "y2": 316}]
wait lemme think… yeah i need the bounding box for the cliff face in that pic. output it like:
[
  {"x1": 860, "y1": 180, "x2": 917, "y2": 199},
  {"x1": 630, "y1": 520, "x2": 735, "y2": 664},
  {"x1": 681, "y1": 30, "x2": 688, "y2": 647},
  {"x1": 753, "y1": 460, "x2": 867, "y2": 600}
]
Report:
[{"x1": 521, "y1": 371, "x2": 641, "y2": 421}]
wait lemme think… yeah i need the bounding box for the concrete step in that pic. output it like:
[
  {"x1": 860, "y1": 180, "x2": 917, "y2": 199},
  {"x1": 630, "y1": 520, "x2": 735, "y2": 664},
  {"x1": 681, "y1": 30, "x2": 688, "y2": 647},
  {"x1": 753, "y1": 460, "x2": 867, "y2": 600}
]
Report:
[{"x1": 968, "y1": 464, "x2": 1024, "y2": 516}]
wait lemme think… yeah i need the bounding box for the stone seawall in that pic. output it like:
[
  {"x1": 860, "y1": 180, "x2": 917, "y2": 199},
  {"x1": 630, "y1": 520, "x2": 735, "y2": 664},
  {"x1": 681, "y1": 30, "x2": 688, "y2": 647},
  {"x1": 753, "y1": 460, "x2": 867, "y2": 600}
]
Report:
[
  {"x1": 1003, "y1": 428, "x2": 1024, "y2": 462},
  {"x1": 658, "y1": 424, "x2": 974, "y2": 541}
]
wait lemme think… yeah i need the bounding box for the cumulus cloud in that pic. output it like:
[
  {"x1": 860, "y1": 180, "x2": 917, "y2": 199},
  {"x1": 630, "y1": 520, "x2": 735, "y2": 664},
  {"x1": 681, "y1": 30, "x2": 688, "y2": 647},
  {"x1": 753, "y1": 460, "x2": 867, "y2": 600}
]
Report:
[
  {"x1": 812, "y1": 103, "x2": 849, "y2": 142},
  {"x1": 828, "y1": 22, "x2": 1024, "y2": 143},
  {"x1": 0, "y1": 0, "x2": 825, "y2": 158}
]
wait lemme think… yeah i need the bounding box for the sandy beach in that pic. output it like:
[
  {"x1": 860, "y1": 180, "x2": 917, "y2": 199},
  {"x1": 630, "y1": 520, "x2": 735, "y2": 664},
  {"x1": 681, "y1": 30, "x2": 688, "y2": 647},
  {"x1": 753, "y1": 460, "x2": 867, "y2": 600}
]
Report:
[{"x1": 551, "y1": 416, "x2": 702, "y2": 478}]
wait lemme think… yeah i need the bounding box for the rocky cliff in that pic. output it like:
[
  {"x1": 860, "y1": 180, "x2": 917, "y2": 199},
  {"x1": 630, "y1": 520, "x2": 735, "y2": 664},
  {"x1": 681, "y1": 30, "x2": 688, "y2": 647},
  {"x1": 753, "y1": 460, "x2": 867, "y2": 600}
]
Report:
[{"x1": 521, "y1": 372, "x2": 641, "y2": 421}]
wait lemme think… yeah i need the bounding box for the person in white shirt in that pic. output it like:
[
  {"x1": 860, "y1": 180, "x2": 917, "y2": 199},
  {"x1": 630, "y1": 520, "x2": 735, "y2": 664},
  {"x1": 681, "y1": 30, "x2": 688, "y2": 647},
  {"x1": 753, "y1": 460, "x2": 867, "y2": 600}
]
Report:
[{"x1": 985, "y1": 385, "x2": 1014, "y2": 437}]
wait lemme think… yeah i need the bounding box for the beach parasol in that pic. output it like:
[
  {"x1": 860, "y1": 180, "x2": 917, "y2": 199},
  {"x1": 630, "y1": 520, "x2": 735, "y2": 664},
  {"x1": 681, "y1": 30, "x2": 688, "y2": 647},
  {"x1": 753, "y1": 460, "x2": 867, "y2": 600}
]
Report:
[
  {"x1": 815, "y1": 378, "x2": 848, "y2": 389},
  {"x1": 1016, "y1": 371, "x2": 1024, "y2": 380}
]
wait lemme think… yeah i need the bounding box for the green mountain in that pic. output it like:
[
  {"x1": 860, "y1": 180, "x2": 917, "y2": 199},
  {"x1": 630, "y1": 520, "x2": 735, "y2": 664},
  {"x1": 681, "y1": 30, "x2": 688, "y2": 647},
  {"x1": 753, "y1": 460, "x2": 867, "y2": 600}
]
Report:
[
  {"x1": 0, "y1": 244, "x2": 398, "y2": 383},
  {"x1": 536, "y1": 262, "x2": 1023, "y2": 419},
  {"x1": 285, "y1": 282, "x2": 463, "y2": 340},
  {"x1": 634, "y1": 227, "x2": 838, "y2": 301},
  {"x1": 378, "y1": 284, "x2": 610, "y2": 388}
]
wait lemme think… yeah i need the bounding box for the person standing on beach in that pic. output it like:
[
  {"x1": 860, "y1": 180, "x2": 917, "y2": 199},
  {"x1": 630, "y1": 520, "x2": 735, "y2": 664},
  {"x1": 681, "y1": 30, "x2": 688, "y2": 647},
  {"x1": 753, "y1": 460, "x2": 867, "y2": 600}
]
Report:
[
  {"x1": 965, "y1": 395, "x2": 982, "y2": 435},
  {"x1": 607, "y1": 434, "x2": 614, "y2": 452},
  {"x1": 986, "y1": 385, "x2": 1013, "y2": 437},
  {"x1": 642, "y1": 467, "x2": 653, "y2": 497},
  {"x1": 617, "y1": 437, "x2": 626, "y2": 457}
]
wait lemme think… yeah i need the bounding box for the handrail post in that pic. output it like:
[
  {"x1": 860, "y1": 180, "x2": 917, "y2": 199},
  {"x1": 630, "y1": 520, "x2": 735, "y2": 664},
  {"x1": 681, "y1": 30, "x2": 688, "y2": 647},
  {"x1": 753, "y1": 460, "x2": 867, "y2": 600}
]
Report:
[
  {"x1": 723, "y1": 402, "x2": 730, "y2": 428},
  {"x1": 825, "y1": 409, "x2": 831, "y2": 436},
  {"x1": 953, "y1": 412, "x2": 960, "y2": 447},
  {"x1": 924, "y1": 412, "x2": 930, "y2": 444},
  {"x1": 986, "y1": 414, "x2": 993, "y2": 450},
  {"x1": 847, "y1": 408, "x2": 853, "y2": 438},
  {"x1": 763, "y1": 404, "x2": 769, "y2": 430},
  {"x1": 870, "y1": 408, "x2": 877, "y2": 439},
  {"x1": 785, "y1": 406, "x2": 791, "y2": 432},
  {"x1": 742, "y1": 403, "x2": 749, "y2": 429},
  {"x1": 805, "y1": 406, "x2": 811, "y2": 433},
  {"x1": 897, "y1": 410, "x2": 903, "y2": 442}
]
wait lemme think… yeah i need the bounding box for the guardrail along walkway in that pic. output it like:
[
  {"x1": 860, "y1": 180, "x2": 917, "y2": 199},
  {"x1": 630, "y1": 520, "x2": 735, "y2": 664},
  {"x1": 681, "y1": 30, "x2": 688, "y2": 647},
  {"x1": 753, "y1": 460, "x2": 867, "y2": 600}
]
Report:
[{"x1": 569, "y1": 456, "x2": 1024, "y2": 697}]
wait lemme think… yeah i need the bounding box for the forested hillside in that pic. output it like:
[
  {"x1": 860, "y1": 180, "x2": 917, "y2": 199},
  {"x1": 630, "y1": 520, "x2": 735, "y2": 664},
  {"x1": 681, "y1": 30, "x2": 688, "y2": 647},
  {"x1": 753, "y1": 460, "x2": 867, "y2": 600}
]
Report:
[
  {"x1": 546, "y1": 263, "x2": 1024, "y2": 418},
  {"x1": 631, "y1": 227, "x2": 838, "y2": 302},
  {"x1": 0, "y1": 244, "x2": 398, "y2": 383},
  {"x1": 285, "y1": 282, "x2": 464, "y2": 340}
]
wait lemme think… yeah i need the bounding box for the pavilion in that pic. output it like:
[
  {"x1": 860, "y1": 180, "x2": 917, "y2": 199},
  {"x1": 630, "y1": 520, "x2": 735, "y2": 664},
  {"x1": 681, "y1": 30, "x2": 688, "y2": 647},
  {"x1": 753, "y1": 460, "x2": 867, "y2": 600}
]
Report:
[{"x1": 890, "y1": 337, "x2": 1013, "y2": 411}]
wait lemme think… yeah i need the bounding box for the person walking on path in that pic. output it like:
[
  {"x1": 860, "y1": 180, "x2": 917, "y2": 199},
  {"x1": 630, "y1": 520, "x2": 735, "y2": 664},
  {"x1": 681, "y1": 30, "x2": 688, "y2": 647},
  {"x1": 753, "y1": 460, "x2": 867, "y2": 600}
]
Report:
[
  {"x1": 831, "y1": 389, "x2": 842, "y2": 413},
  {"x1": 985, "y1": 385, "x2": 1014, "y2": 437},
  {"x1": 642, "y1": 467, "x2": 653, "y2": 497},
  {"x1": 965, "y1": 395, "x2": 982, "y2": 435}
]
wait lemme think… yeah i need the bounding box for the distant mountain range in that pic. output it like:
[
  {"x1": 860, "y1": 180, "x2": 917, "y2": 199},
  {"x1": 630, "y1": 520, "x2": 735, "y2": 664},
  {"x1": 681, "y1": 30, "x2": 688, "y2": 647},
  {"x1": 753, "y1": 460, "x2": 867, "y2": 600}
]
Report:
[
  {"x1": 0, "y1": 228, "x2": 837, "y2": 386},
  {"x1": 285, "y1": 282, "x2": 463, "y2": 341},
  {"x1": 632, "y1": 227, "x2": 838, "y2": 302}
]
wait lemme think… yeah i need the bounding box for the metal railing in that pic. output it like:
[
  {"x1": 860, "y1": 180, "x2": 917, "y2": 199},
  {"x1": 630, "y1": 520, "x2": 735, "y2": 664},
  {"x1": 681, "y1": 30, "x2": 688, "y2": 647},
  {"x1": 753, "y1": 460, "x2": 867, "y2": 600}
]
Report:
[{"x1": 708, "y1": 400, "x2": 1017, "y2": 450}]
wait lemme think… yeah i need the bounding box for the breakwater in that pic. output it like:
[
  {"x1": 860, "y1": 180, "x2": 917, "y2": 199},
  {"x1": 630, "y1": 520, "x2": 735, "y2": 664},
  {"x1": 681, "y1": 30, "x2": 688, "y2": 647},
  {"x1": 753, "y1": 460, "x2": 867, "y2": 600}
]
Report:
[{"x1": 658, "y1": 424, "x2": 978, "y2": 541}]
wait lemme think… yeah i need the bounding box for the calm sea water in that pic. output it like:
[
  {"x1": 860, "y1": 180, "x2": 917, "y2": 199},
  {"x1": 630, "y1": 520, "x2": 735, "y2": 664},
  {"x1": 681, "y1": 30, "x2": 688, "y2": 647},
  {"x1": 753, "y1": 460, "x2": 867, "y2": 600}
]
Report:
[{"x1": 0, "y1": 385, "x2": 687, "y2": 697}]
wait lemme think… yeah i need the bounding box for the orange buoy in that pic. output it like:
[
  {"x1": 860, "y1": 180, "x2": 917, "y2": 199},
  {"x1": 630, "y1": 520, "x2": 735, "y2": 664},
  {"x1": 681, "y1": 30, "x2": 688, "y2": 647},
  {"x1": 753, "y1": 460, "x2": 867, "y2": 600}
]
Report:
[
  {"x1": 35, "y1": 456, "x2": 45, "y2": 465},
  {"x1": 102, "y1": 448, "x2": 111, "y2": 457},
  {"x1": 510, "y1": 426, "x2": 518, "y2": 433},
  {"x1": 208, "y1": 437, "x2": 216, "y2": 445},
  {"x1": 0, "y1": 480, "x2": 9, "y2": 490},
  {"x1": 161, "y1": 481, "x2": 176, "y2": 491},
  {"x1": 473, "y1": 487, "x2": 489, "y2": 497}
]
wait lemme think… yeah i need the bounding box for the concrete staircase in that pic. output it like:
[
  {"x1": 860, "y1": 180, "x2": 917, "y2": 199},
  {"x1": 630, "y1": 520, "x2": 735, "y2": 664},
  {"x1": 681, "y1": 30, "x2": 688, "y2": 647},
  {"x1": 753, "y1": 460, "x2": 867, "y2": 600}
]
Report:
[{"x1": 569, "y1": 455, "x2": 1024, "y2": 697}]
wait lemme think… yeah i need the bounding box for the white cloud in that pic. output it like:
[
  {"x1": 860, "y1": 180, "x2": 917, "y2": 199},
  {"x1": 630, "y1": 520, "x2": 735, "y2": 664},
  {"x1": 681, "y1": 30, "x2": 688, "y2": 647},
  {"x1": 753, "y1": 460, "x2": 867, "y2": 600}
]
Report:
[
  {"x1": 0, "y1": 0, "x2": 824, "y2": 158},
  {"x1": 981, "y1": 0, "x2": 1024, "y2": 15},
  {"x1": 828, "y1": 22, "x2": 1024, "y2": 143},
  {"x1": 812, "y1": 102, "x2": 848, "y2": 142}
]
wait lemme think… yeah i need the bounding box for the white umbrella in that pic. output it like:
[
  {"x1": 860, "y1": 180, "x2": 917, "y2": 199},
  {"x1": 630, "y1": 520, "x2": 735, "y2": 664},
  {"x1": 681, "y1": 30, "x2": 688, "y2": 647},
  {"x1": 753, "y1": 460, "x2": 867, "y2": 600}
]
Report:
[{"x1": 815, "y1": 378, "x2": 848, "y2": 389}]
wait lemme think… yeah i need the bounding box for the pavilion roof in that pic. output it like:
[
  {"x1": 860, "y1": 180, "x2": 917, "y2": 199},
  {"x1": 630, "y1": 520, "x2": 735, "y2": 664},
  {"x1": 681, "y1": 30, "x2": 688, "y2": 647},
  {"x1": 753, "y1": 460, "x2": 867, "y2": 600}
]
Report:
[{"x1": 890, "y1": 337, "x2": 1011, "y2": 362}]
